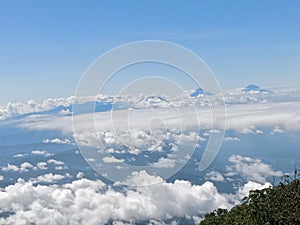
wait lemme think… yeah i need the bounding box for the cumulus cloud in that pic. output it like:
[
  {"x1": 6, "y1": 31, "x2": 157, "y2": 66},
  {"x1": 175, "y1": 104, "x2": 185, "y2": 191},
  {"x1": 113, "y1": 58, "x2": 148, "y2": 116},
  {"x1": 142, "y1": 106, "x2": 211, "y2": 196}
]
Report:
[
  {"x1": 152, "y1": 157, "x2": 176, "y2": 168},
  {"x1": 19, "y1": 162, "x2": 34, "y2": 172},
  {"x1": 205, "y1": 171, "x2": 225, "y2": 182},
  {"x1": 103, "y1": 156, "x2": 125, "y2": 164},
  {"x1": 31, "y1": 173, "x2": 65, "y2": 184},
  {"x1": 76, "y1": 172, "x2": 84, "y2": 179},
  {"x1": 2, "y1": 164, "x2": 19, "y2": 172},
  {"x1": 36, "y1": 162, "x2": 48, "y2": 170},
  {"x1": 2, "y1": 162, "x2": 34, "y2": 173},
  {"x1": 47, "y1": 159, "x2": 64, "y2": 166},
  {"x1": 226, "y1": 155, "x2": 283, "y2": 184},
  {"x1": 43, "y1": 138, "x2": 72, "y2": 145},
  {"x1": 55, "y1": 166, "x2": 64, "y2": 170},
  {"x1": 0, "y1": 170, "x2": 271, "y2": 225},
  {"x1": 31, "y1": 150, "x2": 53, "y2": 157},
  {"x1": 271, "y1": 126, "x2": 285, "y2": 134},
  {"x1": 235, "y1": 181, "x2": 271, "y2": 201},
  {"x1": 0, "y1": 175, "x2": 4, "y2": 181},
  {"x1": 224, "y1": 137, "x2": 240, "y2": 141}
]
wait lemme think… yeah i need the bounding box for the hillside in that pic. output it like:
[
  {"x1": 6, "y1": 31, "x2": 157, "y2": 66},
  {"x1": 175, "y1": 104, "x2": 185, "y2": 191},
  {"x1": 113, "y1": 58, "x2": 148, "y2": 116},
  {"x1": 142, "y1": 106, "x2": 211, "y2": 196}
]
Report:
[{"x1": 200, "y1": 180, "x2": 300, "y2": 225}]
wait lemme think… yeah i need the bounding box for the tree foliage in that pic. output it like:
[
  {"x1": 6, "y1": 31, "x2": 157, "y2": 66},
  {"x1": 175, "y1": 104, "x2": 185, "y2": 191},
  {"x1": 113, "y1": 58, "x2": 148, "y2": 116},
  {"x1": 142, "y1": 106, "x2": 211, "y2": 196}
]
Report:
[{"x1": 200, "y1": 180, "x2": 300, "y2": 225}]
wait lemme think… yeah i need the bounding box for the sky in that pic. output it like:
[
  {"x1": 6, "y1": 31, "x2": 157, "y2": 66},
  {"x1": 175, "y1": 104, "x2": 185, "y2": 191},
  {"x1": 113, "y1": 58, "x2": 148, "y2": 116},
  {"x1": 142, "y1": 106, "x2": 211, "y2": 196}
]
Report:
[{"x1": 0, "y1": 0, "x2": 299, "y2": 104}]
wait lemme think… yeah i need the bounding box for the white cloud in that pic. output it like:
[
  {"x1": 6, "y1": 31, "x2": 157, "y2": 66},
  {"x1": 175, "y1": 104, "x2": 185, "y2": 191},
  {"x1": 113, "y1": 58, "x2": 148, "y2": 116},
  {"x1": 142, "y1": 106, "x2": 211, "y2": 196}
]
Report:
[
  {"x1": 47, "y1": 159, "x2": 64, "y2": 166},
  {"x1": 0, "y1": 175, "x2": 4, "y2": 181},
  {"x1": 20, "y1": 162, "x2": 34, "y2": 172},
  {"x1": 2, "y1": 162, "x2": 34, "y2": 173},
  {"x1": 256, "y1": 129, "x2": 264, "y2": 134},
  {"x1": 32, "y1": 173, "x2": 65, "y2": 183},
  {"x1": 103, "y1": 156, "x2": 124, "y2": 164},
  {"x1": 0, "y1": 170, "x2": 272, "y2": 225},
  {"x1": 55, "y1": 166, "x2": 64, "y2": 170},
  {"x1": 32, "y1": 150, "x2": 53, "y2": 157},
  {"x1": 226, "y1": 155, "x2": 283, "y2": 184},
  {"x1": 36, "y1": 162, "x2": 48, "y2": 170},
  {"x1": 2, "y1": 164, "x2": 19, "y2": 172},
  {"x1": 76, "y1": 172, "x2": 84, "y2": 179},
  {"x1": 271, "y1": 126, "x2": 285, "y2": 134},
  {"x1": 235, "y1": 181, "x2": 271, "y2": 201},
  {"x1": 43, "y1": 138, "x2": 72, "y2": 145},
  {"x1": 205, "y1": 171, "x2": 225, "y2": 182},
  {"x1": 14, "y1": 99, "x2": 300, "y2": 141},
  {"x1": 224, "y1": 137, "x2": 240, "y2": 141},
  {"x1": 13, "y1": 153, "x2": 27, "y2": 158},
  {"x1": 152, "y1": 157, "x2": 176, "y2": 168}
]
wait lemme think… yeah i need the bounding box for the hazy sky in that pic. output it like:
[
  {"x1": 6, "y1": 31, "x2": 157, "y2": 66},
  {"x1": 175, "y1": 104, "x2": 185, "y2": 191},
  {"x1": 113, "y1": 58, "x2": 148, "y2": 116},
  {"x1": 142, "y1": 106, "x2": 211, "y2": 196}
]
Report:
[{"x1": 0, "y1": 0, "x2": 299, "y2": 104}]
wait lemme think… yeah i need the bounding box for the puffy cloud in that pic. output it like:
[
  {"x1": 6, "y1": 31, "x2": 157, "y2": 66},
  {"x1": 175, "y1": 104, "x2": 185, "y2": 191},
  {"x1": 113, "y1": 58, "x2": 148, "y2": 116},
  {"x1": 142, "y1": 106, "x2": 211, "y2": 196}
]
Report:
[
  {"x1": 47, "y1": 159, "x2": 64, "y2": 166},
  {"x1": 2, "y1": 162, "x2": 35, "y2": 172},
  {"x1": 152, "y1": 157, "x2": 176, "y2": 168},
  {"x1": 31, "y1": 150, "x2": 53, "y2": 157},
  {"x1": 20, "y1": 162, "x2": 34, "y2": 172},
  {"x1": 0, "y1": 168, "x2": 273, "y2": 225},
  {"x1": 32, "y1": 173, "x2": 65, "y2": 183},
  {"x1": 205, "y1": 171, "x2": 225, "y2": 182},
  {"x1": 0, "y1": 175, "x2": 4, "y2": 181},
  {"x1": 103, "y1": 156, "x2": 125, "y2": 164},
  {"x1": 2, "y1": 162, "x2": 34, "y2": 173},
  {"x1": 226, "y1": 155, "x2": 283, "y2": 184},
  {"x1": 224, "y1": 137, "x2": 240, "y2": 141},
  {"x1": 271, "y1": 126, "x2": 285, "y2": 134},
  {"x1": 43, "y1": 138, "x2": 72, "y2": 145},
  {"x1": 2, "y1": 164, "x2": 19, "y2": 172},
  {"x1": 76, "y1": 172, "x2": 84, "y2": 179},
  {"x1": 36, "y1": 162, "x2": 48, "y2": 170},
  {"x1": 55, "y1": 166, "x2": 64, "y2": 170},
  {"x1": 235, "y1": 181, "x2": 271, "y2": 201},
  {"x1": 0, "y1": 171, "x2": 232, "y2": 225}
]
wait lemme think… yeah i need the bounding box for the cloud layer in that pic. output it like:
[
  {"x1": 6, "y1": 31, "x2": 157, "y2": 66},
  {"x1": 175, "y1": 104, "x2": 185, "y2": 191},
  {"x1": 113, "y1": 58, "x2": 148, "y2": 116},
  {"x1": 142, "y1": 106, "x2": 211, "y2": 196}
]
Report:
[{"x1": 0, "y1": 170, "x2": 270, "y2": 225}]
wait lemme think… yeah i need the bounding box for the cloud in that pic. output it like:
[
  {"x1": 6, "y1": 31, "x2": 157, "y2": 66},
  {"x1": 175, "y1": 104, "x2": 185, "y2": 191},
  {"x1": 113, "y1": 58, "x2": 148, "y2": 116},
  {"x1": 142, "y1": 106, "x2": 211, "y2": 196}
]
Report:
[
  {"x1": 0, "y1": 175, "x2": 4, "y2": 181},
  {"x1": 47, "y1": 159, "x2": 64, "y2": 166},
  {"x1": 19, "y1": 162, "x2": 34, "y2": 172},
  {"x1": 0, "y1": 171, "x2": 233, "y2": 225},
  {"x1": 235, "y1": 181, "x2": 271, "y2": 201},
  {"x1": 0, "y1": 170, "x2": 271, "y2": 225},
  {"x1": 55, "y1": 166, "x2": 64, "y2": 170},
  {"x1": 103, "y1": 156, "x2": 125, "y2": 164},
  {"x1": 43, "y1": 138, "x2": 72, "y2": 145},
  {"x1": 205, "y1": 171, "x2": 225, "y2": 182},
  {"x1": 13, "y1": 153, "x2": 27, "y2": 158},
  {"x1": 31, "y1": 173, "x2": 65, "y2": 184},
  {"x1": 226, "y1": 155, "x2": 283, "y2": 184},
  {"x1": 2, "y1": 164, "x2": 19, "y2": 172},
  {"x1": 152, "y1": 157, "x2": 176, "y2": 168},
  {"x1": 15, "y1": 99, "x2": 300, "y2": 139},
  {"x1": 2, "y1": 162, "x2": 34, "y2": 173},
  {"x1": 271, "y1": 126, "x2": 285, "y2": 134},
  {"x1": 224, "y1": 137, "x2": 240, "y2": 141},
  {"x1": 31, "y1": 150, "x2": 53, "y2": 157},
  {"x1": 76, "y1": 172, "x2": 84, "y2": 179},
  {"x1": 36, "y1": 162, "x2": 48, "y2": 170}
]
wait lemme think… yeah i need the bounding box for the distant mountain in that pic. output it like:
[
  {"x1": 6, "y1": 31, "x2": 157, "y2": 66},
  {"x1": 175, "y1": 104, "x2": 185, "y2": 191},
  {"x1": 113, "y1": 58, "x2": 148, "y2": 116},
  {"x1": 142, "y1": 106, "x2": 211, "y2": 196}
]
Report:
[
  {"x1": 190, "y1": 88, "x2": 212, "y2": 97},
  {"x1": 243, "y1": 85, "x2": 271, "y2": 93}
]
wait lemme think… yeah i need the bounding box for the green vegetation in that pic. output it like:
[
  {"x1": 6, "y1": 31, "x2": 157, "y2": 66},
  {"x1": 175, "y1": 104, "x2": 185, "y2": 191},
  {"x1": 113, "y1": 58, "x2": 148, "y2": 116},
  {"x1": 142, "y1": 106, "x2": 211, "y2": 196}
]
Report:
[{"x1": 200, "y1": 180, "x2": 300, "y2": 225}]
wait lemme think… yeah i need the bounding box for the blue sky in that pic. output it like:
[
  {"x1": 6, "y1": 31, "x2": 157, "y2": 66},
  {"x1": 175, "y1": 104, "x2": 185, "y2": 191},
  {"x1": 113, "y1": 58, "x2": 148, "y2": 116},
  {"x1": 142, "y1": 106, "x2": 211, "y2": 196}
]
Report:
[{"x1": 0, "y1": 0, "x2": 299, "y2": 104}]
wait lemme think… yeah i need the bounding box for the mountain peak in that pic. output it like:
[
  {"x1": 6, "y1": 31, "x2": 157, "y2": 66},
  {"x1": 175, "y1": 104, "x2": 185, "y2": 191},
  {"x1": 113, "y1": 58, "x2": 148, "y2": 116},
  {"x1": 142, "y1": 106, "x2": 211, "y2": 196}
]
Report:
[
  {"x1": 243, "y1": 84, "x2": 271, "y2": 93},
  {"x1": 190, "y1": 88, "x2": 212, "y2": 97}
]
